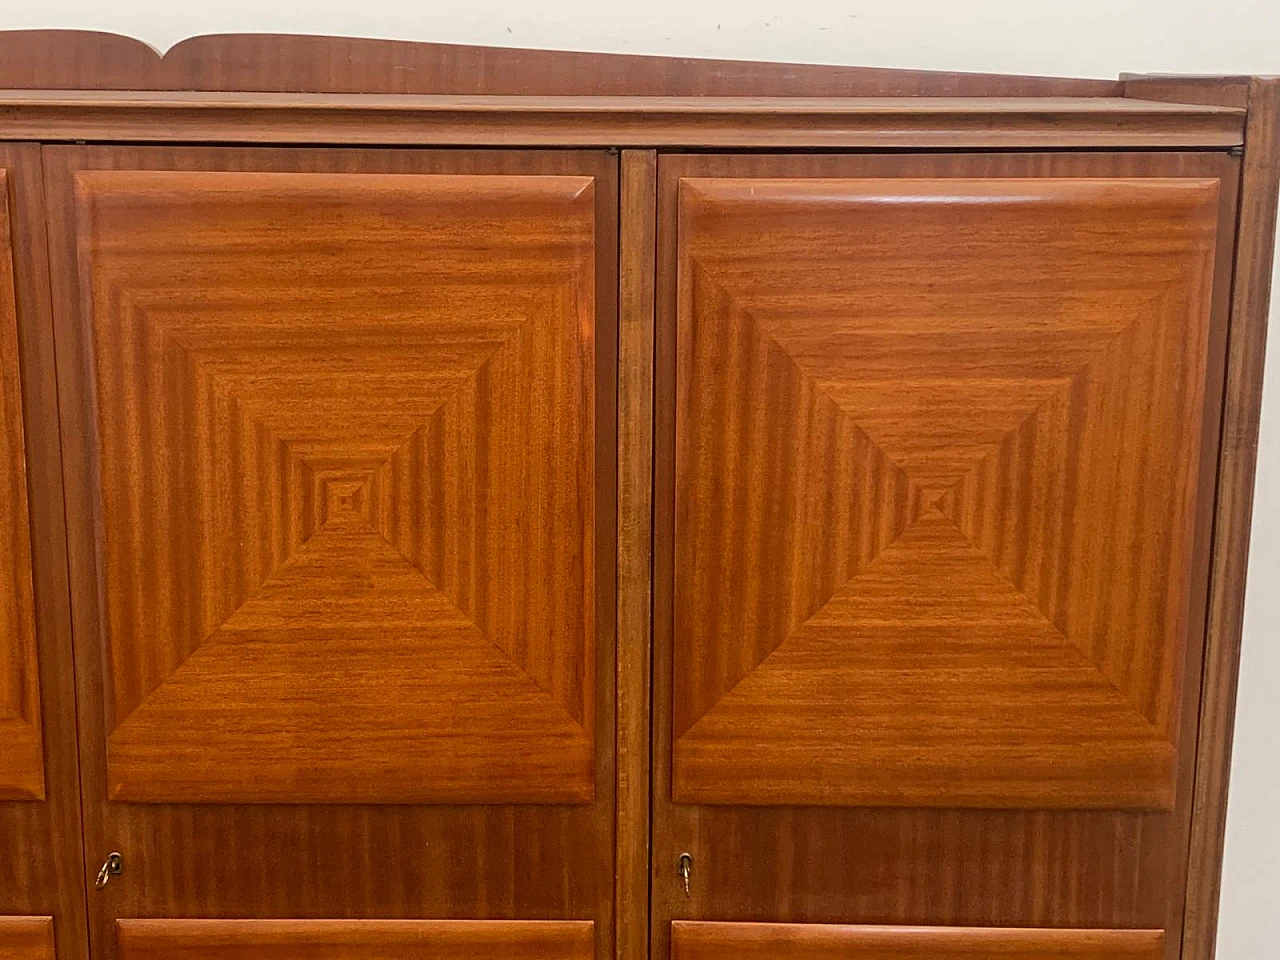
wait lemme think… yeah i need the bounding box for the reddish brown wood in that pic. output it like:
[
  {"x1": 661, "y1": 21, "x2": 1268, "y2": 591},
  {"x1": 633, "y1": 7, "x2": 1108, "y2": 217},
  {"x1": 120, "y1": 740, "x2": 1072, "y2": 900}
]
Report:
[
  {"x1": 72, "y1": 168, "x2": 597, "y2": 805},
  {"x1": 671, "y1": 922, "x2": 1163, "y2": 960},
  {"x1": 0, "y1": 92, "x2": 1244, "y2": 149},
  {"x1": 0, "y1": 144, "x2": 90, "y2": 960},
  {"x1": 0, "y1": 918, "x2": 54, "y2": 960},
  {"x1": 1122, "y1": 75, "x2": 1252, "y2": 109},
  {"x1": 116, "y1": 920, "x2": 594, "y2": 960},
  {"x1": 0, "y1": 169, "x2": 42, "y2": 802},
  {"x1": 46, "y1": 145, "x2": 618, "y2": 960},
  {"x1": 0, "y1": 30, "x2": 1119, "y2": 97},
  {"x1": 651, "y1": 151, "x2": 1240, "y2": 960},
  {"x1": 616, "y1": 150, "x2": 657, "y2": 960},
  {"x1": 672, "y1": 175, "x2": 1220, "y2": 810}
]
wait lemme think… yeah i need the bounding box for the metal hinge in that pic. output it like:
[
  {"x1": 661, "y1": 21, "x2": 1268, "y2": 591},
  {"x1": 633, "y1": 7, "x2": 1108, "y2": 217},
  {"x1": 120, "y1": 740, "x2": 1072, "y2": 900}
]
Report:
[{"x1": 1228, "y1": 145, "x2": 1245, "y2": 158}]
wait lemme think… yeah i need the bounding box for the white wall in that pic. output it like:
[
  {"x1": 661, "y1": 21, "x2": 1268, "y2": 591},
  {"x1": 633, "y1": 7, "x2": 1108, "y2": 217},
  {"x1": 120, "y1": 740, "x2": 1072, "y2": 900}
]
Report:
[{"x1": 3, "y1": 3, "x2": 1277, "y2": 957}]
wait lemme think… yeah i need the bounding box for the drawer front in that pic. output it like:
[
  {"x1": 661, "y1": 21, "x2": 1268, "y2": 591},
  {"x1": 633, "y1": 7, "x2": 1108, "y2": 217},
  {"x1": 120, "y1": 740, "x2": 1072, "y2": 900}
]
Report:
[
  {"x1": 118, "y1": 920, "x2": 593, "y2": 960},
  {"x1": 671, "y1": 922, "x2": 1163, "y2": 960},
  {"x1": 0, "y1": 918, "x2": 54, "y2": 960}
]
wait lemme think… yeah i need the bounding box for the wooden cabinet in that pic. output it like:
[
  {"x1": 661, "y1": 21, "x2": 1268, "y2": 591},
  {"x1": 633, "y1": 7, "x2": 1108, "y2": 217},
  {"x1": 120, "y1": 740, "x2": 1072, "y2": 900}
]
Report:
[{"x1": 0, "y1": 29, "x2": 1278, "y2": 960}]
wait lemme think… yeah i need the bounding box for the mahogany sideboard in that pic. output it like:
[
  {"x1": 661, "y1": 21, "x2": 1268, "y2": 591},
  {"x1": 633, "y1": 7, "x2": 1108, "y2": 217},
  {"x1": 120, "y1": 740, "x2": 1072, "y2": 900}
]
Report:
[{"x1": 0, "y1": 30, "x2": 1276, "y2": 960}]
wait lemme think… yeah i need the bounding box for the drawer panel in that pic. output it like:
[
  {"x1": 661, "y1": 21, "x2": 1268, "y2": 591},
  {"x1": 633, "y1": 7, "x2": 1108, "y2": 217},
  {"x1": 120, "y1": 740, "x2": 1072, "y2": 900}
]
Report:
[
  {"x1": 671, "y1": 922, "x2": 1163, "y2": 960},
  {"x1": 118, "y1": 920, "x2": 594, "y2": 960}
]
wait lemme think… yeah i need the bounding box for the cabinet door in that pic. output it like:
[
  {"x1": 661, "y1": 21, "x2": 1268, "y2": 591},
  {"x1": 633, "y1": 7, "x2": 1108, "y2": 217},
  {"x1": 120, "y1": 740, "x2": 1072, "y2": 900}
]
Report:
[
  {"x1": 0, "y1": 919, "x2": 54, "y2": 960},
  {"x1": 653, "y1": 152, "x2": 1238, "y2": 959},
  {"x1": 671, "y1": 923, "x2": 1163, "y2": 960},
  {"x1": 117, "y1": 920, "x2": 593, "y2": 960},
  {"x1": 0, "y1": 146, "x2": 89, "y2": 960},
  {"x1": 46, "y1": 146, "x2": 616, "y2": 960}
]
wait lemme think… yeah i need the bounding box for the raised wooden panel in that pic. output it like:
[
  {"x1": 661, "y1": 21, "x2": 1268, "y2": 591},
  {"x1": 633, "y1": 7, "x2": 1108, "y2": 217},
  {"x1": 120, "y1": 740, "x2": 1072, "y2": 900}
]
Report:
[
  {"x1": 0, "y1": 918, "x2": 54, "y2": 960},
  {"x1": 74, "y1": 170, "x2": 597, "y2": 804},
  {"x1": 673, "y1": 176, "x2": 1220, "y2": 809},
  {"x1": 671, "y1": 922, "x2": 1163, "y2": 960},
  {"x1": 0, "y1": 170, "x2": 44, "y2": 802},
  {"x1": 117, "y1": 920, "x2": 593, "y2": 960}
]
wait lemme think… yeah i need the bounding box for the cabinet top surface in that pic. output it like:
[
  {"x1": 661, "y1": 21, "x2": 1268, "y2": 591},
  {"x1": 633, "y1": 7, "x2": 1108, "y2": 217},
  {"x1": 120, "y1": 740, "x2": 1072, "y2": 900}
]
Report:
[{"x1": 0, "y1": 91, "x2": 1245, "y2": 149}]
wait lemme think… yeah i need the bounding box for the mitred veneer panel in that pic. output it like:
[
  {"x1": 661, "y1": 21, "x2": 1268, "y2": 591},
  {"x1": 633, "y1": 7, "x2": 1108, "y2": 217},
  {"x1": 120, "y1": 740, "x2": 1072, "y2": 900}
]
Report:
[
  {"x1": 73, "y1": 169, "x2": 598, "y2": 804},
  {"x1": 673, "y1": 176, "x2": 1221, "y2": 809}
]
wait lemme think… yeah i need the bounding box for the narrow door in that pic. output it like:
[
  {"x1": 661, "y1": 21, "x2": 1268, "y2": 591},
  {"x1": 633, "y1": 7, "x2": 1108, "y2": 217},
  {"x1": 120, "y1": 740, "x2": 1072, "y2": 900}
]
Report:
[
  {"x1": 45, "y1": 146, "x2": 616, "y2": 960},
  {"x1": 653, "y1": 152, "x2": 1239, "y2": 960},
  {"x1": 0, "y1": 145, "x2": 89, "y2": 960}
]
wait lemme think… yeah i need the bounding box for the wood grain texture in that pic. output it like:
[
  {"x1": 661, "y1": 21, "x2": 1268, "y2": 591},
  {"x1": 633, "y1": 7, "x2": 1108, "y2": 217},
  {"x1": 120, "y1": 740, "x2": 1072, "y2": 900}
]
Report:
[
  {"x1": 651, "y1": 151, "x2": 1240, "y2": 960},
  {"x1": 1130, "y1": 77, "x2": 1280, "y2": 960},
  {"x1": 0, "y1": 918, "x2": 54, "y2": 960},
  {"x1": 73, "y1": 169, "x2": 596, "y2": 805},
  {"x1": 671, "y1": 922, "x2": 1163, "y2": 960},
  {"x1": 673, "y1": 176, "x2": 1221, "y2": 810},
  {"x1": 0, "y1": 93, "x2": 1245, "y2": 150},
  {"x1": 46, "y1": 145, "x2": 617, "y2": 960},
  {"x1": 117, "y1": 920, "x2": 593, "y2": 960},
  {"x1": 0, "y1": 169, "x2": 42, "y2": 801},
  {"x1": 1122, "y1": 75, "x2": 1253, "y2": 110},
  {"x1": 616, "y1": 150, "x2": 657, "y2": 960},
  {"x1": 0, "y1": 144, "x2": 90, "y2": 960},
  {"x1": 0, "y1": 29, "x2": 1119, "y2": 97}
]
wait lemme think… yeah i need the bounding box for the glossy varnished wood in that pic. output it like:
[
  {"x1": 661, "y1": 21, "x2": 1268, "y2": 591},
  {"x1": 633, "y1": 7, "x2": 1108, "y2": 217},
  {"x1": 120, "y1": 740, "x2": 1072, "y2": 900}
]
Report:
[
  {"x1": 73, "y1": 168, "x2": 596, "y2": 805},
  {"x1": 1123, "y1": 77, "x2": 1280, "y2": 960},
  {"x1": 0, "y1": 918, "x2": 54, "y2": 960},
  {"x1": 0, "y1": 144, "x2": 89, "y2": 960},
  {"x1": 616, "y1": 150, "x2": 657, "y2": 960},
  {"x1": 673, "y1": 175, "x2": 1220, "y2": 810},
  {"x1": 0, "y1": 92, "x2": 1244, "y2": 149},
  {"x1": 0, "y1": 30, "x2": 1120, "y2": 97},
  {"x1": 0, "y1": 168, "x2": 42, "y2": 801},
  {"x1": 651, "y1": 152, "x2": 1240, "y2": 960},
  {"x1": 670, "y1": 922, "x2": 1163, "y2": 960},
  {"x1": 45, "y1": 145, "x2": 617, "y2": 960},
  {"x1": 116, "y1": 920, "x2": 593, "y2": 960}
]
